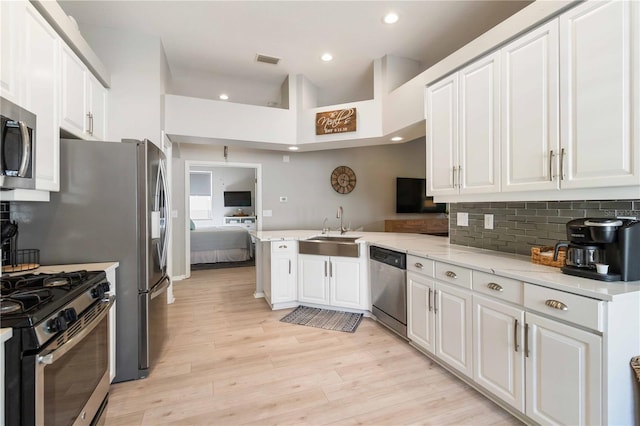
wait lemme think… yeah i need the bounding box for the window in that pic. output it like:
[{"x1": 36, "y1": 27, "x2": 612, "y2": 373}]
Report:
[{"x1": 189, "y1": 171, "x2": 212, "y2": 220}]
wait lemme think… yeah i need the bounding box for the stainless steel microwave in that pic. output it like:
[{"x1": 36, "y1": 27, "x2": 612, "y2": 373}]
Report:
[{"x1": 1, "y1": 97, "x2": 36, "y2": 190}]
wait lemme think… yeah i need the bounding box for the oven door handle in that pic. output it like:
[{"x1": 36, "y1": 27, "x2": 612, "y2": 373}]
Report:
[{"x1": 38, "y1": 297, "x2": 114, "y2": 365}]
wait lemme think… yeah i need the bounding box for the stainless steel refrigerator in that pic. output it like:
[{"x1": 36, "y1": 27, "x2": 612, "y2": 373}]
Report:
[{"x1": 14, "y1": 138, "x2": 170, "y2": 383}]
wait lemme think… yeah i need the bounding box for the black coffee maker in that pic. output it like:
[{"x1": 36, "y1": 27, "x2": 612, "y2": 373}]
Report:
[{"x1": 554, "y1": 218, "x2": 640, "y2": 282}]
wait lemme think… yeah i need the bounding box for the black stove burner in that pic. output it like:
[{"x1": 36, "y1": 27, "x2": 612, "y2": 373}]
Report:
[
  {"x1": 0, "y1": 299, "x2": 21, "y2": 314},
  {"x1": 0, "y1": 288, "x2": 54, "y2": 315},
  {"x1": 1, "y1": 270, "x2": 88, "y2": 293}
]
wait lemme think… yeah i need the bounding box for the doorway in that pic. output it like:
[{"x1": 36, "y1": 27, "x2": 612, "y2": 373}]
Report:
[{"x1": 184, "y1": 160, "x2": 262, "y2": 278}]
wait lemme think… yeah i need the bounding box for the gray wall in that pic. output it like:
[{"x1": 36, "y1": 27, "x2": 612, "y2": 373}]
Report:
[
  {"x1": 171, "y1": 138, "x2": 435, "y2": 276},
  {"x1": 449, "y1": 200, "x2": 640, "y2": 255}
]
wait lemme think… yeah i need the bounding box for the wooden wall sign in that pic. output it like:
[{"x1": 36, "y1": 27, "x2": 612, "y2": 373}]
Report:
[{"x1": 315, "y1": 108, "x2": 357, "y2": 135}]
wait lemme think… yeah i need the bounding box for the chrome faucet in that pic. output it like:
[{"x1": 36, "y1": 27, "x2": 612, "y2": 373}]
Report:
[
  {"x1": 321, "y1": 217, "x2": 329, "y2": 234},
  {"x1": 336, "y1": 206, "x2": 347, "y2": 235}
]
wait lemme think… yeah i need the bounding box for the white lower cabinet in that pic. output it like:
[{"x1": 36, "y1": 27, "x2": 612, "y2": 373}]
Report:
[
  {"x1": 270, "y1": 241, "x2": 297, "y2": 306},
  {"x1": 298, "y1": 254, "x2": 365, "y2": 310},
  {"x1": 435, "y1": 281, "x2": 473, "y2": 378},
  {"x1": 525, "y1": 312, "x2": 602, "y2": 425},
  {"x1": 407, "y1": 272, "x2": 435, "y2": 353},
  {"x1": 406, "y1": 256, "x2": 615, "y2": 425},
  {"x1": 473, "y1": 294, "x2": 525, "y2": 412},
  {"x1": 407, "y1": 266, "x2": 473, "y2": 379}
]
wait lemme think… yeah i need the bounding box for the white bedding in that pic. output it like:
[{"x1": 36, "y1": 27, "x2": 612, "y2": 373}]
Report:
[{"x1": 190, "y1": 226, "x2": 253, "y2": 264}]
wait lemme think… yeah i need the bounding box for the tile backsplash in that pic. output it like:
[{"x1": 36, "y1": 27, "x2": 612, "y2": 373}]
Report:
[
  {"x1": 449, "y1": 199, "x2": 640, "y2": 256},
  {"x1": 1, "y1": 202, "x2": 10, "y2": 264}
]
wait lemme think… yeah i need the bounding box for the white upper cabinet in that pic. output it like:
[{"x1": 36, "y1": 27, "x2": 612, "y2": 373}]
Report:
[
  {"x1": 60, "y1": 44, "x2": 87, "y2": 136},
  {"x1": 501, "y1": 20, "x2": 560, "y2": 192},
  {"x1": 23, "y1": 3, "x2": 60, "y2": 193},
  {"x1": 0, "y1": 1, "x2": 23, "y2": 104},
  {"x1": 458, "y1": 51, "x2": 501, "y2": 194},
  {"x1": 559, "y1": 0, "x2": 639, "y2": 189},
  {"x1": 87, "y1": 73, "x2": 107, "y2": 141},
  {"x1": 427, "y1": 0, "x2": 639, "y2": 201},
  {"x1": 426, "y1": 73, "x2": 458, "y2": 196},
  {"x1": 60, "y1": 45, "x2": 108, "y2": 141},
  {"x1": 427, "y1": 51, "x2": 500, "y2": 196}
]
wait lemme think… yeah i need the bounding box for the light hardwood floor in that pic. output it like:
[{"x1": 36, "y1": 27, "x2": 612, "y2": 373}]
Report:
[{"x1": 105, "y1": 267, "x2": 522, "y2": 425}]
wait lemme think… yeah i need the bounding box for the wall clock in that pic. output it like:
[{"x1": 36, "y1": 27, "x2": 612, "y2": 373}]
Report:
[{"x1": 331, "y1": 166, "x2": 357, "y2": 194}]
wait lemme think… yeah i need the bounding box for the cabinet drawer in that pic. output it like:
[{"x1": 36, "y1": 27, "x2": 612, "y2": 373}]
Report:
[
  {"x1": 407, "y1": 255, "x2": 434, "y2": 277},
  {"x1": 271, "y1": 241, "x2": 296, "y2": 254},
  {"x1": 472, "y1": 271, "x2": 523, "y2": 305},
  {"x1": 524, "y1": 284, "x2": 604, "y2": 331},
  {"x1": 435, "y1": 262, "x2": 472, "y2": 289}
]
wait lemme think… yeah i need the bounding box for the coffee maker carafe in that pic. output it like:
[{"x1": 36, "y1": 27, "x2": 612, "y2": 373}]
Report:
[{"x1": 555, "y1": 218, "x2": 640, "y2": 282}]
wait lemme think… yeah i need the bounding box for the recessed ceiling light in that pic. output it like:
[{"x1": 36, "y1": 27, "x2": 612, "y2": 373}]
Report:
[
  {"x1": 391, "y1": 136, "x2": 403, "y2": 142},
  {"x1": 219, "y1": 94, "x2": 229, "y2": 100},
  {"x1": 321, "y1": 53, "x2": 333, "y2": 62},
  {"x1": 383, "y1": 13, "x2": 399, "y2": 24},
  {"x1": 288, "y1": 146, "x2": 299, "y2": 151}
]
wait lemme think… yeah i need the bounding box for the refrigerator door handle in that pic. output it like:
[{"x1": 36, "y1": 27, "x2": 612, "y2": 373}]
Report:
[
  {"x1": 150, "y1": 276, "x2": 170, "y2": 300},
  {"x1": 154, "y1": 158, "x2": 170, "y2": 269}
]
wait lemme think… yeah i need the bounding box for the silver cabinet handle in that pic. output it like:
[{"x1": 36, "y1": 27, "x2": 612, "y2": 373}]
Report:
[
  {"x1": 487, "y1": 282, "x2": 503, "y2": 292},
  {"x1": 549, "y1": 150, "x2": 554, "y2": 181},
  {"x1": 445, "y1": 271, "x2": 457, "y2": 279},
  {"x1": 560, "y1": 148, "x2": 565, "y2": 180},
  {"x1": 514, "y1": 319, "x2": 519, "y2": 352},
  {"x1": 545, "y1": 299, "x2": 568, "y2": 311},
  {"x1": 428, "y1": 288, "x2": 433, "y2": 312},
  {"x1": 433, "y1": 289, "x2": 438, "y2": 314},
  {"x1": 415, "y1": 262, "x2": 423, "y2": 269},
  {"x1": 288, "y1": 259, "x2": 291, "y2": 274},
  {"x1": 457, "y1": 166, "x2": 462, "y2": 189},
  {"x1": 278, "y1": 244, "x2": 287, "y2": 249},
  {"x1": 329, "y1": 261, "x2": 333, "y2": 278},
  {"x1": 524, "y1": 322, "x2": 529, "y2": 358},
  {"x1": 324, "y1": 260, "x2": 327, "y2": 277},
  {"x1": 86, "y1": 112, "x2": 94, "y2": 135},
  {"x1": 451, "y1": 166, "x2": 456, "y2": 188}
]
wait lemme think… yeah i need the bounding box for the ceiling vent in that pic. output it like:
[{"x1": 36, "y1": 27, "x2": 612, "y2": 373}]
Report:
[{"x1": 256, "y1": 54, "x2": 281, "y2": 65}]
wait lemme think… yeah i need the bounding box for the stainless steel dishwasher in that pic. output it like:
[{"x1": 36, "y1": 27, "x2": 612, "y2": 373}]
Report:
[{"x1": 369, "y1": 246, "x2": 407, "y2": 338}]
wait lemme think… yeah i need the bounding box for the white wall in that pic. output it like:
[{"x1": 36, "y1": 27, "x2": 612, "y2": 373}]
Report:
[
  {"x1": 79, "y1": 25, "x2": 165, "y2": 146},
  {"x1": 169, "y1": 65, "x2": 284, "y2": 108},
  {"x1": 171, "y1": 138, "x2": 435, "y2": 277}
]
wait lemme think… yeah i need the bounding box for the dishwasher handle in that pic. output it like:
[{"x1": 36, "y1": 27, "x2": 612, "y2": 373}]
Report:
[{"x1": 369, "y1": 246, "x2": 406, "y2": 269}]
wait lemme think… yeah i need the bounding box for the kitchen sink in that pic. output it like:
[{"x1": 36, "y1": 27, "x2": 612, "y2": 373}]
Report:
[{"x1": 299, "y1": 235, "x2": 361, "y2": 257}]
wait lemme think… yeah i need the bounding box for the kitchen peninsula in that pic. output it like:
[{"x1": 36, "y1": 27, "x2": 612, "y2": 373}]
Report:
[{"x1": 252, "y1": 230, "x2": 640, "y2": 425}]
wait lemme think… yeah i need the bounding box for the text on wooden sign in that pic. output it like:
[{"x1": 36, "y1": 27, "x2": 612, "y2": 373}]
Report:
[{"x1": 316, "y1": 108, "x2": 357, "y2": 135}]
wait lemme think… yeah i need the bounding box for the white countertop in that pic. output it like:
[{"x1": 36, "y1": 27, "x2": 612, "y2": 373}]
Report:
[
  {"x1": 6, "y1": 262, "x2": 119, "y2": 276},
  {"x1": 252, "y1": 230, "x2": 640, "y2": 301},
  {"x1": 0, "y1": 328, "x2": 11, "y2": 344}
]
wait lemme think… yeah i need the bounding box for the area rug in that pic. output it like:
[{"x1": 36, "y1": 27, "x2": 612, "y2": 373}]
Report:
[{"x1": 280, "y1": 305, "x2": 363, "y2": 333}]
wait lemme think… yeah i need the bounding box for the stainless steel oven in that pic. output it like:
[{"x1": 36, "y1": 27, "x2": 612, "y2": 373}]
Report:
[
  {"x1": 33, "y1": 296, "x2": 113, "y2": 426},
  {"x1": 2, "y1": 271, "x2": 113, "y2": 426},
  {"x1": 0, "y1": 96, "x2": 36, "y2": 190}
]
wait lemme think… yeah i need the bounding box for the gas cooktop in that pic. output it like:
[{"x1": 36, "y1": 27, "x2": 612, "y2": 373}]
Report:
[{"x1": 0, "y1": 270, "x2": 107, "y2": 330}]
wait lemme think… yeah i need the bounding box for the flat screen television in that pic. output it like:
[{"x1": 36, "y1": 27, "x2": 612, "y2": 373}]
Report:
[
  {"x1": 223, "y1": 191, "x2": 252, "y2": 207},
  {"x1": 396, "y1": 178, "x2": 447, "y2": 213}
]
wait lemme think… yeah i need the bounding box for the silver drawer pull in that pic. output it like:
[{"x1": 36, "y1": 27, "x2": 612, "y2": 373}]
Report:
[
  {"x1": 445, "y1": 271, "x2": 457, "y2": 279},
  {"x1": 278, "y1": 244, "x2": 287, "y2": 249},
  {"x1": 415, "y1": 262, "x2": 424, "y2": 269},
  {"x1": 487, "y1": 282, "x2": 503, "y2": 292},
  {"x1": 545, "y1": 299, "x2": 568, "y2": 311}
]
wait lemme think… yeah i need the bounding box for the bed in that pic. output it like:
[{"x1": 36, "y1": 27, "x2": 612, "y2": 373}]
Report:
[{"x1": 190, "y1": 226, "x2": 253, "y2": 264}]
